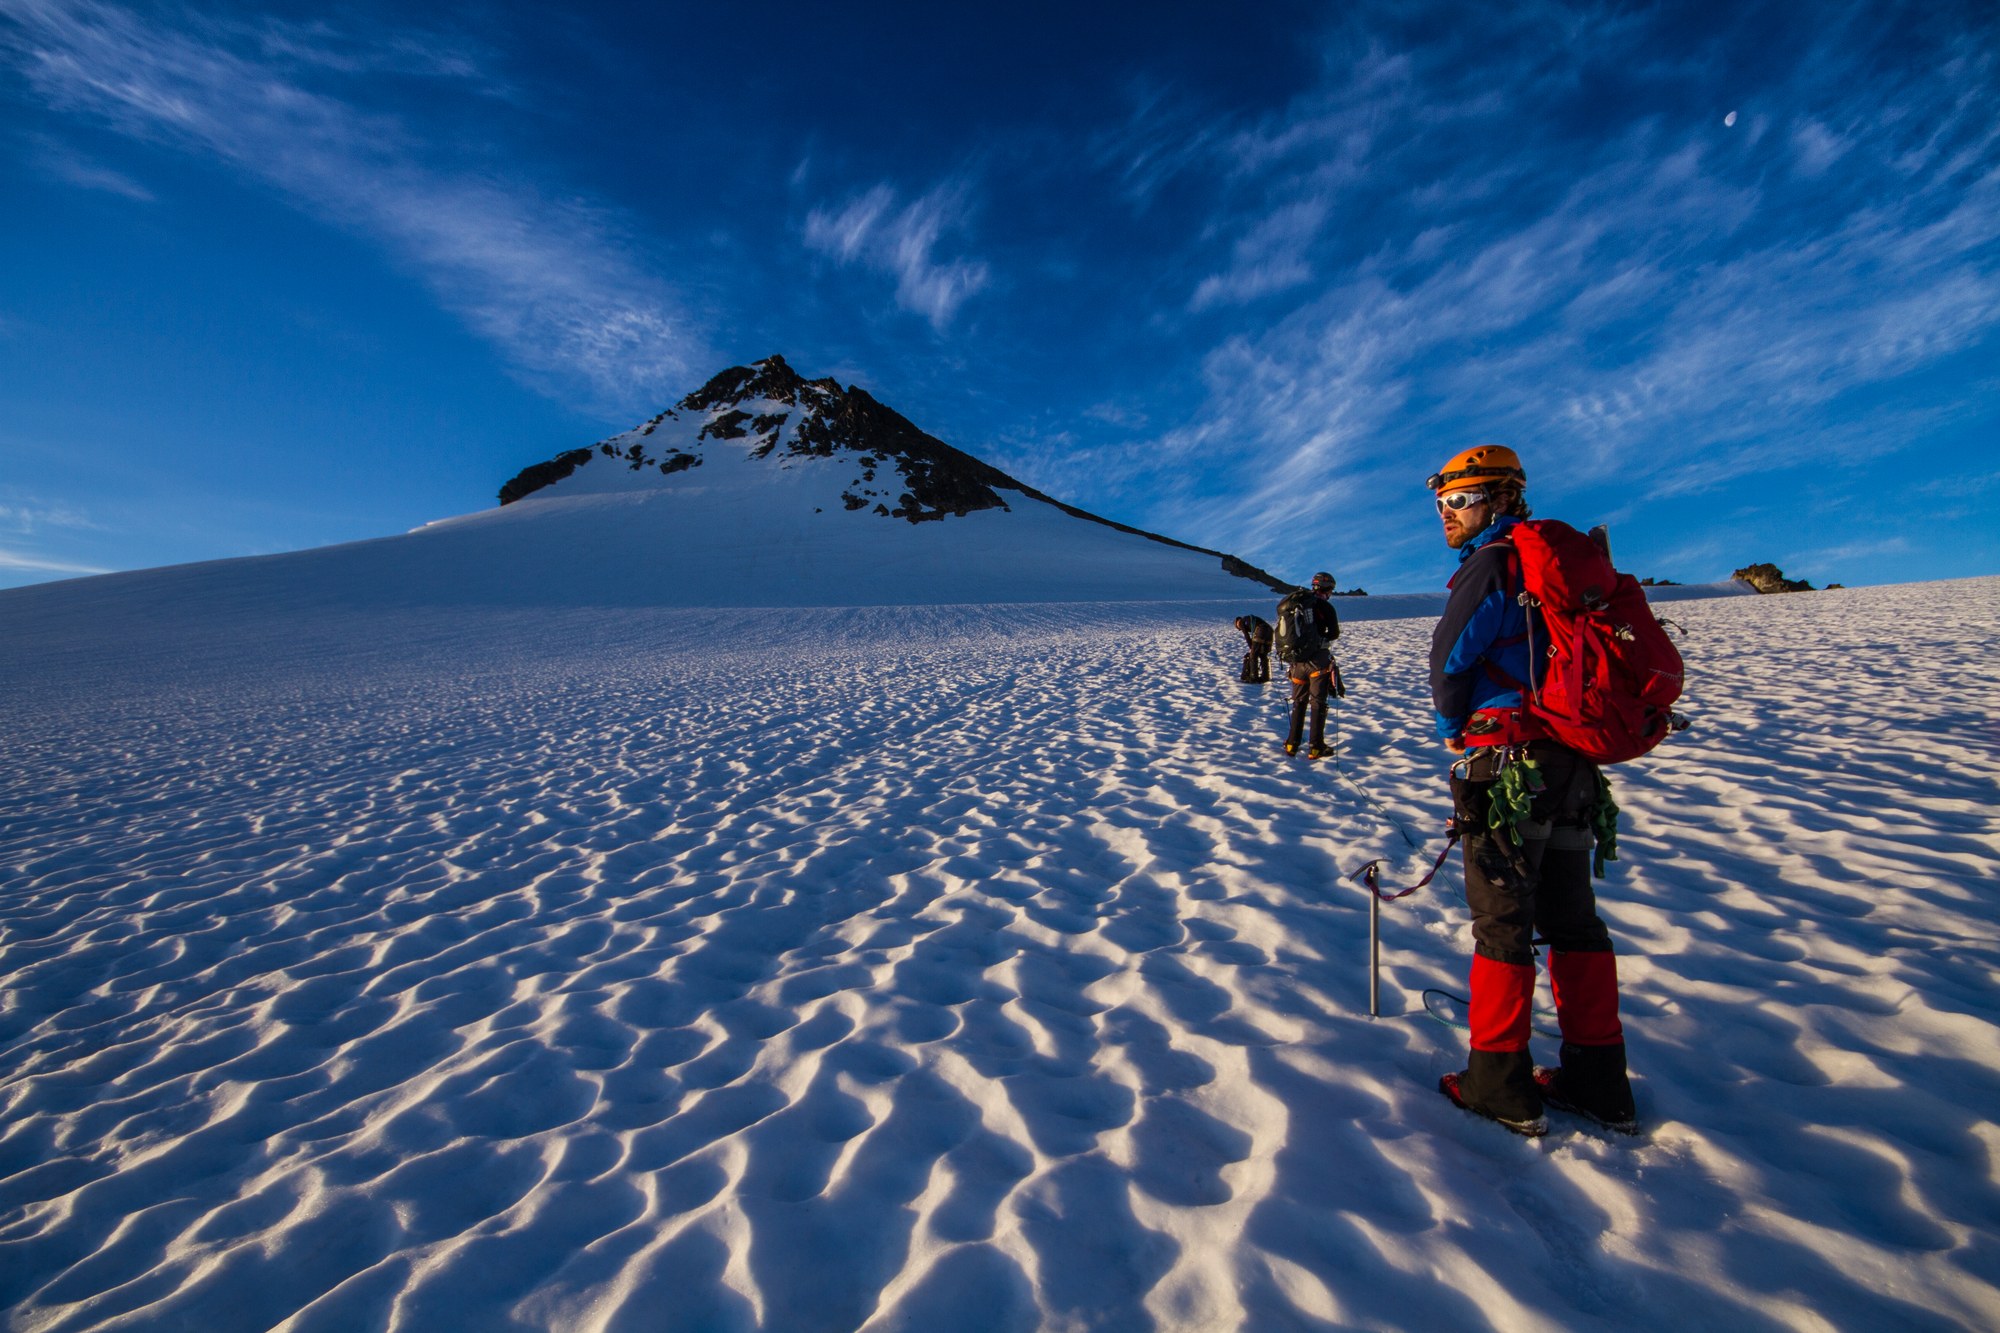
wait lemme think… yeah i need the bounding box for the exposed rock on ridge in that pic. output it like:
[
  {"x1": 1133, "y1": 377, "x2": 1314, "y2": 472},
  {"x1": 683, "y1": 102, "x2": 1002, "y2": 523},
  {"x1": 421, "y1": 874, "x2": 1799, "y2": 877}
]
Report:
[
  {"x1": 1733, "y1": 562, "x2": 1816, "y2": 594},
  {"x1": 496, "y1": 448, "x2": 596, "y2": 507}
]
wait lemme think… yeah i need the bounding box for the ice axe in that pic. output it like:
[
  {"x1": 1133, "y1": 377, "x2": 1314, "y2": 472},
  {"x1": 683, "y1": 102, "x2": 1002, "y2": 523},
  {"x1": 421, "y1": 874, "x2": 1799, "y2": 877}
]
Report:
[{"x1": 1351, "y1": 829, "x2": 1461, "y2": 1017}]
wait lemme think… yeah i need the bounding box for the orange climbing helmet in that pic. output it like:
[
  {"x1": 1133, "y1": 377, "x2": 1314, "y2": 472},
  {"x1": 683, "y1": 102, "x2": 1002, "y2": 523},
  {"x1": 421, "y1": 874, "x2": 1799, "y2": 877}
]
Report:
[{"x1": 1427, "y1": 444, "x2": 1525, "y2": 496}]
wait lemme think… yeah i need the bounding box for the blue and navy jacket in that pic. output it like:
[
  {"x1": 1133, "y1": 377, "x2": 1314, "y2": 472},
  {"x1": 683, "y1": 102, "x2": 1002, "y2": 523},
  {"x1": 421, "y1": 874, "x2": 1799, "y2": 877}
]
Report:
[{"x1": 1430, "y1": 516, "x2": 1542, "y2": 743}]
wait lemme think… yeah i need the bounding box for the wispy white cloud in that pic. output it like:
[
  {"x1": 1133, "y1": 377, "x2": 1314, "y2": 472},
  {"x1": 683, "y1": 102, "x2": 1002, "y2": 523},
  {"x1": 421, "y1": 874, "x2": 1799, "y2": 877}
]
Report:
[
  {"x1": 0, "y1": 546, "x2": 106, "y2": 574},
  {"x1": 0, "y1": 498, "x2": 99, "y2": 530},
  {"x1": 1787, "y1": 534, "x2": 1912, "y2": 567},
  {"x1": 1112, "y1": 3, "x2": 2000, "y2": 580},
  {"x1": 1081, "y1": 400, "x2": 1149, "y2": 430},
  {"x1": 0, "y1": 495, "x2": 105, "y2": 578},
  {"x1": 803, "y1": 182, "x2": 990, "y2": 329},
  {"x1": 1190, "y1": 197, "x2": 1327, "y2": 311},
  {"x1": 26, "y1": 132, "x2": 152, "y2": 198},
  {"x1": 1088, "y1": 86, "x2": 1199, "y2": 209},
  {"x1": 0, "y1": 0, "x2": 699, "y2": 406},
  {"x1": 1790, "y1": 119, "x2": 1848, "y2": 177},
  {"x1": 237, "y1": 16, "x2": 492, "y2": 82}
]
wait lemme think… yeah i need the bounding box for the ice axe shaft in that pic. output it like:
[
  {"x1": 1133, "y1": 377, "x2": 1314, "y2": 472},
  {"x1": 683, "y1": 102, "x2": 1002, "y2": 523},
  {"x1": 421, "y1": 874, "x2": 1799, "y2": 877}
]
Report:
[{"x1": 1369, "y1": 886, "x2": 1380, "y2": 1017}]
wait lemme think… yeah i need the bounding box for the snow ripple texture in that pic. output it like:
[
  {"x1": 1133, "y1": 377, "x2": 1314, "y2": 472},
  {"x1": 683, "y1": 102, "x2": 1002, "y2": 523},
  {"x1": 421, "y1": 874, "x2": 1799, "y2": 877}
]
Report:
[{"x1": 2, "y1": 583, "x2": 1997, "y2": 1331}]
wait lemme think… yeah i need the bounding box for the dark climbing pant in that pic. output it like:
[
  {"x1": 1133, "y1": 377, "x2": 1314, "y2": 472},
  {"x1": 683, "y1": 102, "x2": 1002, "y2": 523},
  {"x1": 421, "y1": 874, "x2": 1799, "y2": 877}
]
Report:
[
  {"x1": 1451, "y1": 741, "x2": 1631, "y2": 1122},
  {"x1": 1287, "y1": 654, "x2": 1332, "y2": 747},
  {"x1": 1240, "y1": 643, "x2": 1272, "y2": 682}
]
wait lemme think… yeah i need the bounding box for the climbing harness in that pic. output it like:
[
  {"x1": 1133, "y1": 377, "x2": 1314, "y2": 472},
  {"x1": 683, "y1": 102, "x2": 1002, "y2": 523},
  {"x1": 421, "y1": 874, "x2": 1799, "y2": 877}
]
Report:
[{"x1": 1346, "y1": 745, "x2": 1617, "y2": 1018}]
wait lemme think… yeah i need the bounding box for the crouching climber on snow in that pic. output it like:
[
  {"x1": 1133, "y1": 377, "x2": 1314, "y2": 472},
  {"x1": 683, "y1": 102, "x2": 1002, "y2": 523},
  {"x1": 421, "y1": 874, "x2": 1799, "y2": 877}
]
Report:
[
  {"x1": 1427, "y1": 444, "x2": 1665, "y2": 1138},
  {"x1": 1233, "y1": 614, "x2": 1274, "y2": 683}
]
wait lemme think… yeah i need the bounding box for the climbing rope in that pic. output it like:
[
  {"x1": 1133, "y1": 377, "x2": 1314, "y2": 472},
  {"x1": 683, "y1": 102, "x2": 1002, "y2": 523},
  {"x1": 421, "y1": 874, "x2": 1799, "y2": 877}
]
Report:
[
  {"x1": 1330, "y1": 755, "x2": 1423, "y2": 852},
  {"x1": 1421, "y1": 987, "x2": 1565, "y2": 1040},
  {"x1": 1350, "y1": 826, "x2": 1459, "y2": 902}
]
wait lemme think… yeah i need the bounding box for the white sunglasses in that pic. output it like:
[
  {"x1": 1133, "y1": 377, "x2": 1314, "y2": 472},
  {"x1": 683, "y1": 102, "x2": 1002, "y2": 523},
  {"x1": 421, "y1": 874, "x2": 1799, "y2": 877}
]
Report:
[{"x1": 1434, "y1": 490, "x2": 1489, "y2": 513}]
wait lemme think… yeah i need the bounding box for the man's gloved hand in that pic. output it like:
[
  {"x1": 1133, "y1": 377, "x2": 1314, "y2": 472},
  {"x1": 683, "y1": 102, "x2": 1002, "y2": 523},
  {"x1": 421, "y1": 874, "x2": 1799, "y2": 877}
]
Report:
[{"x1": 1445, "y1": 736, "x2": 1467, "y2": 754}]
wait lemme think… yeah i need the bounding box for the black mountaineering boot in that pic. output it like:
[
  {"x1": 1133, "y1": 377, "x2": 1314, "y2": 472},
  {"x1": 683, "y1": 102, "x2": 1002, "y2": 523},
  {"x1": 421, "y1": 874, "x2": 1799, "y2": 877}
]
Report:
[
  {"x1": 1439, "y1": 1068, "x2": 1547, "y2": 1137},
  {"x1": 1535, "y1": 1042, "x2": 1637, "y2": 1134}
]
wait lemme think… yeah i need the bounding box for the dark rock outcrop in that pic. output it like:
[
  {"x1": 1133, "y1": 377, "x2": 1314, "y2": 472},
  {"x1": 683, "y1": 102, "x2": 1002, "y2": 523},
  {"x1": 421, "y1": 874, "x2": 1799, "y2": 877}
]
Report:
[
  {"x1": 679, "y1": 353, "x2": 838, "y2": 413},
  {"x1": 700, "y1": 410, "x2": 754, "y2": 441},
  {"x1": 1733, "y1": 562, "x2": 1815, "y2": 594},
  {"x1": 795, "y1": 384, "x2": 1023, "y2": 523},
  {"x1": 498, "y1": 448, "x2": 595, "y2": 506}
]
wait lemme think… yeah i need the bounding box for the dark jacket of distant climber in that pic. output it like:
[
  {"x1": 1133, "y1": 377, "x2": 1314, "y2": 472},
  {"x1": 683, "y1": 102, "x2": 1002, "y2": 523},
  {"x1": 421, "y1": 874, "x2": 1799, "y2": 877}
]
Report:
[
  {"x1": 1234, "y1": 615, "x2": 1273, "y2": 683},
  {"x1": 1278, "y1": 586, "x2": 1340, "y2": 755}
]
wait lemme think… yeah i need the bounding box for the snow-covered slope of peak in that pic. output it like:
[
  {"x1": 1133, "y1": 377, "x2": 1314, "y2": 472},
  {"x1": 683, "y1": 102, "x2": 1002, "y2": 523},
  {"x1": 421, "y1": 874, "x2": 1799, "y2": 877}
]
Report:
[
  {"x1": 3, "y1": 356, "x2": 1287, "y2": 621},
  {"x1": 499, "y1": 353, "x2": 1032, "y2": 525},
  {"x1": 474, "y1": 352, "x2": 1288, "y2": 600},
  {"x1": 0, "y1": 359, "x2": 1293, "y2": 624}
]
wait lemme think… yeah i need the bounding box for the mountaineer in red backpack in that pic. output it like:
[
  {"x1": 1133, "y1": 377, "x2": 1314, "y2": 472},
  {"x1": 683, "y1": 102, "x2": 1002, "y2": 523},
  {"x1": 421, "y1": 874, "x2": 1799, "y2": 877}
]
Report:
[{"x1": 1426, "y1": 444, "x2": 1683, "y2": 1137}]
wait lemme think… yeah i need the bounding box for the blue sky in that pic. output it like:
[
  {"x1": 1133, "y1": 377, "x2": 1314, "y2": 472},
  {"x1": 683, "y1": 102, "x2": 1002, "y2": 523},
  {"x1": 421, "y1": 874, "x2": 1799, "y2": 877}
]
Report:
[{"x1": 2, "y1": 0, "x2": 1995, "y2": 593}]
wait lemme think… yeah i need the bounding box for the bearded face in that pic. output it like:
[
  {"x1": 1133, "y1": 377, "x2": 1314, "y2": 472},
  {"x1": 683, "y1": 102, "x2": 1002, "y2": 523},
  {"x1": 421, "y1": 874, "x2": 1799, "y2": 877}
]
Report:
[{"x1": 1440, "y1": 494, "x2": 1493, "y2": 549}]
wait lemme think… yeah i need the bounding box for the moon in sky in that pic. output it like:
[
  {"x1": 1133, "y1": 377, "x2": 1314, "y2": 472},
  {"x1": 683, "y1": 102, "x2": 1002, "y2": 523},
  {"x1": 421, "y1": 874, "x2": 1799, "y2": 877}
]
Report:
[{"x1": 1724, "y1": 110, "x2": 1739, "y2": 127}]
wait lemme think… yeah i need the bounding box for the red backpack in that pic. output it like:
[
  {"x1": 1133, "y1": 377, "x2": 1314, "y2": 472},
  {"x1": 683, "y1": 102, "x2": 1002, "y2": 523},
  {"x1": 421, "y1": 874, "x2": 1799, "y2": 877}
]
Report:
[{"x1": 1492, "y1": 520, "x2": 1685, "y2": 764}]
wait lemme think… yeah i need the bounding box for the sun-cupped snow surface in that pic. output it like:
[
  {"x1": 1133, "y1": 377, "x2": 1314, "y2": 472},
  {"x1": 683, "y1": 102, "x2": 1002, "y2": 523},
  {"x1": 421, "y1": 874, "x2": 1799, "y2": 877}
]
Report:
[{"x1": 2, "y1": 578, "x2": 1997, "y2": 1331}]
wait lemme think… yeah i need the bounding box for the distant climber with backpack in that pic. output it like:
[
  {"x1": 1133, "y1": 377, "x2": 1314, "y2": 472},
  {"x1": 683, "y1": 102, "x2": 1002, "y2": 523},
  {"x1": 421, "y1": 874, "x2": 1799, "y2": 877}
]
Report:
[
  {"x1": 1427, "y1": 444, "x2": 1652, "y2": 1138},
  {"x1": 1233, "y1": 615, "x2": 1274, "y2": 683},
  {"x1": 1275, "y1": 572, "x2": 1342, "y2": 758}
]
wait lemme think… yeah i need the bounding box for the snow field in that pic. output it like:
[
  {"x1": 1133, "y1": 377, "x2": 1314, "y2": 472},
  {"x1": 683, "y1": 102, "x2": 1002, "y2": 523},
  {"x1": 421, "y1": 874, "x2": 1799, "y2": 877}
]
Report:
[{"x1": 2, "y1": 581, "x2": 1997, "y2": 1331}]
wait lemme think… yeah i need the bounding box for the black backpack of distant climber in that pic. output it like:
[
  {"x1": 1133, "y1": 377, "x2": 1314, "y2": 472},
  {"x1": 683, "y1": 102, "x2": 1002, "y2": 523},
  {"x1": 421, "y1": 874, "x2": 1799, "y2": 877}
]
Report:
[{"x1": 1273, "y1": 591, "x2": 1326, "y2": 664}]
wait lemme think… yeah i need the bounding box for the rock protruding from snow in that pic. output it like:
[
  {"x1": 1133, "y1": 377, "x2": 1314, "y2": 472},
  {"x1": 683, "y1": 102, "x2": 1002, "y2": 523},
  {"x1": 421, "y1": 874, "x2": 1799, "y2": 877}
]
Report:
[
  {"x1": 496, "y1": 447, "x2": 597, "y2": 506},
  {"x1": 1733, "y1": 562, "x2": 1816, "y2": 593}
]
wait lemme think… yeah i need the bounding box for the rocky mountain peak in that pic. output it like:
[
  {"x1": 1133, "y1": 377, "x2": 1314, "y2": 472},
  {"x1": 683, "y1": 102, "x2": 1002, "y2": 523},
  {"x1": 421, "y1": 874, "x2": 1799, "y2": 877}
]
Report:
[
  {"x1": 495, "y1": 356, "x2": 1289, "y2": 590},
  {"x1": 679, "y1": 354, "x2": 838, "y2": 413},
  {"x1": 500, "y1": 354, "x2": 1029, "y2": 523}
]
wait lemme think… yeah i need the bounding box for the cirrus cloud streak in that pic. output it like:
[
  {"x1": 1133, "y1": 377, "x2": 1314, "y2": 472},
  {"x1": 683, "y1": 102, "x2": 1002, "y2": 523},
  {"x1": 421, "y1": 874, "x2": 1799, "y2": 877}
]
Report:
[{"x1": 0, "y1": 0, "x2": 702, "y2": 408}]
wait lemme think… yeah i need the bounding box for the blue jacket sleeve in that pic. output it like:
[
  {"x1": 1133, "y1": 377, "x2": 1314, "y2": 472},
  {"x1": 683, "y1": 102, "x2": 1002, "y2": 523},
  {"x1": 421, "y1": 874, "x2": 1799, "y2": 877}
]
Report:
[{"x1": 1430, "y1": 546, "x2": 1511, "y2": 739}]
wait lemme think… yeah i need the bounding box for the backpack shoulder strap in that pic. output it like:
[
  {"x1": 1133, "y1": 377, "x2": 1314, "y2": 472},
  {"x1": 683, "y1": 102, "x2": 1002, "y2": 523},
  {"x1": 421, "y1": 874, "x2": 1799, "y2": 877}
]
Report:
[{"x1": 1461, "y1": 533, "x2": 1530, "y2": 690}]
